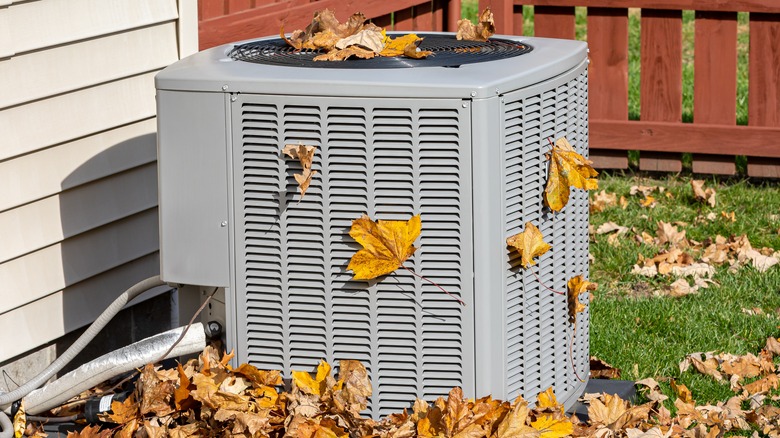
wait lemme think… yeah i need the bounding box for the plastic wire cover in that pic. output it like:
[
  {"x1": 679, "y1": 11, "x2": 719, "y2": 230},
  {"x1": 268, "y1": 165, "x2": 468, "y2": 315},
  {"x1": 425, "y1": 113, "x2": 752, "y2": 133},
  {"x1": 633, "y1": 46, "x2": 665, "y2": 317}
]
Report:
[{"x1": 228, "y1": 34, "x2": 533, "y2": 68}]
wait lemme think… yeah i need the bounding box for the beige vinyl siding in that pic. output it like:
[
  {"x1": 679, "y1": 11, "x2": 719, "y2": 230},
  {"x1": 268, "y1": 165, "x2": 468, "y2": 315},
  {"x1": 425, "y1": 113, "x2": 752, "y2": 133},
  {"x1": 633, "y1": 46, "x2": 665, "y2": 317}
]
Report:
[
  {"x1": 0, "y1": 254, "x2": 163, "y2": 361},
  {"x1": 0, "y1": 0, "x2": 197, "y2": 362}
]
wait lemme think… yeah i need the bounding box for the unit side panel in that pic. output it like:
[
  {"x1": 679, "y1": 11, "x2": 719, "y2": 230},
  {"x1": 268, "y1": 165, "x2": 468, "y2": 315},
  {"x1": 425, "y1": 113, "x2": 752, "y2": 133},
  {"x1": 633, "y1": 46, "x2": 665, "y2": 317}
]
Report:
[
  {"x1": 231, "y1": 95, "x2": 474, "y2": 417},
  {"x1": 501, "y1": 60, "x2": 589, "y2": 408}
]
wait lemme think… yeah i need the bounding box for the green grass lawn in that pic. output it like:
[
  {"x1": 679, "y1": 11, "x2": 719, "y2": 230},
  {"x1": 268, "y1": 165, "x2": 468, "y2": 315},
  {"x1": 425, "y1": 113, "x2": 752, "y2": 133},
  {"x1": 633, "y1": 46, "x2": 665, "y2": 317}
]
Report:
[{"x1": 589, "y1": 174, "x2": 780, "y2": 406}]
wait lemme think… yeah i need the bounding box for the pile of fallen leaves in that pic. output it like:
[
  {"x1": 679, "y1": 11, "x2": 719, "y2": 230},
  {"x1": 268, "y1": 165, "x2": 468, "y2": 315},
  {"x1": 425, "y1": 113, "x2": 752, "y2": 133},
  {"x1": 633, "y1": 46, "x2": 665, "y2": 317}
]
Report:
[
  {"x1": 20, "y1": 337, "x2": 780, "y2": 438},
  {"x1": 280, "y1": 7, "x2": 495, "y2": 62},
  {"x1": 591, "y1": 180, "x2": 779, "y2": 298}
]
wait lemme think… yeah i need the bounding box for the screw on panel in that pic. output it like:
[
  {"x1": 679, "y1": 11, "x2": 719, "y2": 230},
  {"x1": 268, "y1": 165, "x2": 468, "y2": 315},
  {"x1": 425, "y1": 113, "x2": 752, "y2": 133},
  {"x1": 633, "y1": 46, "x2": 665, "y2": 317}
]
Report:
[
  {"x1": 221, "y1": 221, "x2": 228, "y2": 227},
  {"x1": 222, "y1": 85, "x2": 229, "y2": 91},
  {"x1": 231, "y1": 96, "x2": 237, "y2": 102},
  {"x1": 470, "y1": 91, "x2": 477, "y2": 97},
  {"x1": 495, "y1": 89, "x2": 499, "y2": 94},
  {"x1": 462, "y1": 103, "x2": 468, "y2": 108}
]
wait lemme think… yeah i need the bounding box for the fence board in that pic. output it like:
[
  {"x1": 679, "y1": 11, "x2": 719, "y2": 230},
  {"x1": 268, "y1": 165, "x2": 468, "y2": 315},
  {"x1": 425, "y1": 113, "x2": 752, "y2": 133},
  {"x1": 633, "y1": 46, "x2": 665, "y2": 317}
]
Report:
[
  {"x1": 692, "y1": 11, "x2": 737, "y2": 175},
  {"x1": 534, "y1": 6, "x2": 575, "y2": 39},
  {"x1": 447, "y1": 0, "x2": 462, "y2": 31},
  {"x1": 588, "y1": 7, "x2": 629, "y2": 169},
  {"x1": 228, "y1": 0, "x2": 252, "y2": 14},
  {"x1": 395, "y1": 7, "x2": 415, "y2": 31},
  {"x1": 639, "y1": 9, "x2": 682, "y2": 172},
  {"x1": 518, "y1": 0, "x2": 780, "y2": 13},
  {"x1": 200, "y1": 0, "x2": 225, "y2": 19},
  {"x1": 748, "y1": 13, "x2": 780, "y2": 177},
  {"x1": 590, "y1": 120, "x2": 780, "y2": 158},
  {"x1": 200, "y1": 0, "x2": 428, "y2": 48}
]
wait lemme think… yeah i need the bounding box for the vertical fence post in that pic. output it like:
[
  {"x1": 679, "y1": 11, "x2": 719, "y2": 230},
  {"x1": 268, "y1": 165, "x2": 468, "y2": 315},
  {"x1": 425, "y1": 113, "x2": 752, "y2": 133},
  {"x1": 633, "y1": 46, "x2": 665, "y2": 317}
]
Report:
[
  {"x1": 692, "y1": 11, "x2": 738, "y2": 175},
  {"x1": 588, "y1": 7, "x2": 629, "y2": 169},
  {"x1": 534, "y1": 6, "x2": 575, "y2": 39},
  {"x1": 748, "y1": 13, "x2": 780, "y2": 178},
  {"x1": 639, "y1": 9, "x2": 683, "y2": 172}
]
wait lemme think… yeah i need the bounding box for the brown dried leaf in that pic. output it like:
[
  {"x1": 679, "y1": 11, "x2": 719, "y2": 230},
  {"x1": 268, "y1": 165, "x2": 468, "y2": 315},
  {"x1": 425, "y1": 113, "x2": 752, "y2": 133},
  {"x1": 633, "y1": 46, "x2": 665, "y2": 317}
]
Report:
[
  {"x1": 314, "y1": 45, "x2": 377, "y2": 62},
  {"x1": 335, "y1": 28, "x2": 385, "y2": 52},
  {"x1": 742, "y1": 374, "x2": 779, "y2": 395},
  {"x1": 765, "y1": 337, "x2": 780, "y2": 356},
  {"x1": 671, "y1": 380, "x2": 694, "y2": 404},
  {"x1": 333, "y1": 360, "x2": 373, "y2": 416},
  {"x1": 456, "y1": 7, "x2": 496, "y2": 42},
  {"x1": 591, "y1": 190, "x2": 618, "y2": 213},
  {"x1": 66, "y1": 425, "x2": 111, "y2": 438},
  {"x1": 691, "y1": 180, "x2": 717, "y2": 207},
  {"x1": 138, "y1": 364, "x2": 175, "y2": 417},
  {"x1": 283, "y1": 143, "x2": 318, "y2": 199},
  {"x1": 588, "y1": 393, "x2": 628, "y2": 428},
  {"x1": 590, "y1": 357, "x2": 621, "y2": 379},
  {"x1": 191, "y1": 372, "x2": 250, "y2": 411}
]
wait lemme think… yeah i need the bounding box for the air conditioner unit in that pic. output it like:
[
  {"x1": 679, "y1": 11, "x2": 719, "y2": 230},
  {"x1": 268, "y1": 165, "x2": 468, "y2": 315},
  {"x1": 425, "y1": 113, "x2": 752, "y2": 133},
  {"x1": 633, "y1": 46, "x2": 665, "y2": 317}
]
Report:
[{"x1": 155, "y1": 32, "x2": 590, "y2": 417}]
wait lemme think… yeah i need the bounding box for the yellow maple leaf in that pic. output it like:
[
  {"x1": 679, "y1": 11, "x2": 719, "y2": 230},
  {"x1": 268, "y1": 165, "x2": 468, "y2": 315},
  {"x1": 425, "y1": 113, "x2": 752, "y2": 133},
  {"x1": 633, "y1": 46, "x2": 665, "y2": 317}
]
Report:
[
  {"x1": 381, "y1": 33, "x2": 422, "y2": 57},
  {"x1": 283, "y1": 143, "x2": 318, "y2": 199},
  {"x1": 506, "y1": 222, "x2": 551, "y2": 269},
  {"x1": 292, "y1": 360, "x2": 332, "y2": 396},
  {"x1": 566, "y1": 275, "x2": 596, "y2": 324},
  {"x1": 543, "y1": 137, "x2": 598, "y2": 212},
  {"x1": 106, "y1": 394, "x2": 139, "y2": 424},
  {"x1": 347, "y1": 214, "x2": 421, "y2": 280},
  {"x1": 535, "y1": 387, "x2": 563, "y2": 414},
  {"x1": 530, "y1": 415, "x2": 573, "y2": 438}
]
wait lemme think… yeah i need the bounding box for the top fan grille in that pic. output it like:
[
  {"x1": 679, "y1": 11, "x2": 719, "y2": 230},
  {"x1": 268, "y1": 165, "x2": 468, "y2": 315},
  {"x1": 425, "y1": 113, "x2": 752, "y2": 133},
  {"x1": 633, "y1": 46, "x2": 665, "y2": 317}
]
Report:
[{"x1": 227, "y1": 34, "x2": 533, "y2": 68}]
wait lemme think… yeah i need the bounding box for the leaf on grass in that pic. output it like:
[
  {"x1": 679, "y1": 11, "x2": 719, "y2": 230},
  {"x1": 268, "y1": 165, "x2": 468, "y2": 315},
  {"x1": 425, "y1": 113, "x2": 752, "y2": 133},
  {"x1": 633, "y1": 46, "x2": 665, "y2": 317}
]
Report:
[
  {"x1": 347, "y1": 214, "x2": 421, "y2": 280},
  {"x1": 691, "y1": 180, "x2": 716, "y2": 207},
  {"x1": 292, "y1": 360, "x2": 332, "y2": 396},
  {"x1": 588, "y1": 393, "x2": 628, "y2": 428},
  {"x1": 671, "y1": 380, "x2": 694, "y2": 405},
  {"x1": 543, "y1": 137, "x2": 598, "y2": 212},
  {"x1": 506, "y1": 222, "x2": 551, "y2": 269},
  {"x1": 283, "y1": 143, "x2": 318, "y2": 199},
  {"x1": 456, "y1": 7, "x2": 496, "y2": 41},
  {"x1": 567, "y1": 275, "x2": 596, "y2": 324},
  {"x1": 591, "y1": 190, "x2": 617, "y2": 213},
  {"x1": 742, "y1": 373, "x2": 779, "y2": 395},
  {"x1": 765, "y1": 337, "x2": 780, "y2": 356}
]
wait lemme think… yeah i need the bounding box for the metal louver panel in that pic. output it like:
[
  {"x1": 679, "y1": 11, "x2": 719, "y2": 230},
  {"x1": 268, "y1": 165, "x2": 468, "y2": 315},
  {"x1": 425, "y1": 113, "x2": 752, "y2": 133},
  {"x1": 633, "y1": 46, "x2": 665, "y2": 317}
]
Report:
[
  {"x1": 503, "y1": 67, "x2": 589, "y2": 406},
  {"x1": 232, "y1": 95, "x2": 475, "y2": 417}
]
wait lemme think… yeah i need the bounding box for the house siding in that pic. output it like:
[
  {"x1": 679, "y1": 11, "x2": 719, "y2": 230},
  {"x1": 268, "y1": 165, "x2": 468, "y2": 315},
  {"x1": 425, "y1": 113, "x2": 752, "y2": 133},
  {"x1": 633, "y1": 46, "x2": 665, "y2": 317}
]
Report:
[{"x1": 0, "y1": 0, "x2": 197, "y2": 363}]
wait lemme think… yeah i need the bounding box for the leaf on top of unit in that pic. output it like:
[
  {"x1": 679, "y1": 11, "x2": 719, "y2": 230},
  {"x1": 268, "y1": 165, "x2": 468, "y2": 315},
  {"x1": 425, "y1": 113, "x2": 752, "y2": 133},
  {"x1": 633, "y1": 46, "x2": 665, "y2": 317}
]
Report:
[
  {"x1": 506, "y1": 222, "x2": 551, "y2": 269},
  {"x1": 283, "y1": 143, "x2": 318, "y2": 199},
  {"x1": 347, "y1": 214, "x2": 421, "y2": 280},
  {"x1": 456, "y1": 7, "x2": 496, "y2": 42},
  {"x1": 543, "y1": 137, "x2": 598, "y2": 212}
]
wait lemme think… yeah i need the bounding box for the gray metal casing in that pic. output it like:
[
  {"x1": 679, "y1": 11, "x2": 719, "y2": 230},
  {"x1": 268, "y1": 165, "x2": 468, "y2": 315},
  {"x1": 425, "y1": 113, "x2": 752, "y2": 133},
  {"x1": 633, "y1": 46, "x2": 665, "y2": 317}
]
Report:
[{"x1": 156, "y1": 33, "x2": 590, "y2": 417}]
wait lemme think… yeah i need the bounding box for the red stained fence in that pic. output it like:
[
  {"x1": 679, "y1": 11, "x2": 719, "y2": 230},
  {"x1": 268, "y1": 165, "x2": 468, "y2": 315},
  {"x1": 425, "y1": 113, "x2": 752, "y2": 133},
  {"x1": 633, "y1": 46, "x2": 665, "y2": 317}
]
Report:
[
  {"x1": 199, "y1": 0, "x2": 780, "y2": 177},
  {"x1": 199, "y1": 0, "x2": 462, "y2": 50}
]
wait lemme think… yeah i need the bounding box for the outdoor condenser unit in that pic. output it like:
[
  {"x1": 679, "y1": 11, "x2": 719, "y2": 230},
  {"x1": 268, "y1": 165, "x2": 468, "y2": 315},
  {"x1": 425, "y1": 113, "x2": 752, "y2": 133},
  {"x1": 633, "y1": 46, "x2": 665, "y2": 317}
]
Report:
[{"x1": 155, "y1": 32, "x2": 590, "y2": 416}]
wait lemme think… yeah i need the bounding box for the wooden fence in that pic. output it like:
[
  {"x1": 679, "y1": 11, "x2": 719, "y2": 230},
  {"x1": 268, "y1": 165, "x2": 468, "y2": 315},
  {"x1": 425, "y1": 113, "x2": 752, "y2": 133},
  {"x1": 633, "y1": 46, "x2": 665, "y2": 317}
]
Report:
[{"x1": 198, "y1": 0, "x2": 780, "y2": 177}]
